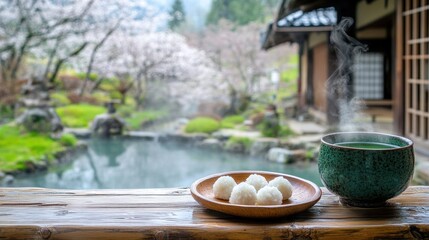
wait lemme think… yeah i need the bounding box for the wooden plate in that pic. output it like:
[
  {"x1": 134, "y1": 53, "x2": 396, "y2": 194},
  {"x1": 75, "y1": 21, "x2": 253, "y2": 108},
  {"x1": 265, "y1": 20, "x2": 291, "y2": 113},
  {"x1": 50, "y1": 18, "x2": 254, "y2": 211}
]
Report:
[{"x1": 190, "y1": 171, "x2": 322, "y2": 218}]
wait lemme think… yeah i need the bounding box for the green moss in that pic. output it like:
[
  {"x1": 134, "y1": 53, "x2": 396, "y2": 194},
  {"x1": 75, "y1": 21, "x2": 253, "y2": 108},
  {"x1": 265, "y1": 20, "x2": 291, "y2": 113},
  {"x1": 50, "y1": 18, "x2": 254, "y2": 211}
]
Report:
[
  {"x1": 278, "y1": 125, "x2": 295, "y2": 138},
  {"x1": 261, "y1": 122, "x2": 281, "y2": 137},
  {"x1": 261, "y1": 124, "x2": 295, "y2": 138},
  {"x1": 226, "y1": 136, "x2": 253, "y2": 151},
  {"x1": 51, "y1": 91, "x2": 71, "y2": 106},
  {"x1": 56, "y1": 104, "x2": 105, "y2": 128},
  {"x1": 59, "y1": 133, "x2": 77, "y2": 147},
  {"x1": 92, "y1": 91, "x2": 111, "y2": 104},
  {"x1": 221, "y1": 115, "x2": 245, "y2": 129},
  {"x1": 124, "y1": 110, "x2": 167, "y2": 130},
  {"x1": 220, "y1": 122, "x2": 235, "y2": 129},
  {"x1": 99, "y1": 77, "x2": 120, "y2": 92},
  {"x1": 185, "y1": 117, "x2": 220, "y2": 134},
  {"x1": 0, "y1": 125, "x2": 65, "y2": 172}
]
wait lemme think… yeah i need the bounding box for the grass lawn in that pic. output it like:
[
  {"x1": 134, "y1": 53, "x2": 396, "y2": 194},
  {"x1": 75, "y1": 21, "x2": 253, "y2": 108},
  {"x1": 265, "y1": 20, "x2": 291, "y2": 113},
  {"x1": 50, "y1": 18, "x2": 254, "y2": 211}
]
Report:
[
  {"x1": 56, "y1": 104, "x2": 105, "y2": 128},
  {"x1": 0, "y1": 125, "x2": 75, "y2": 172},
  {"x1": 124, "y1": 110, "x2": 168, "y2": 130},
  {"x1": 185, "y1": 117, "x2": 220, "y2": 134}
]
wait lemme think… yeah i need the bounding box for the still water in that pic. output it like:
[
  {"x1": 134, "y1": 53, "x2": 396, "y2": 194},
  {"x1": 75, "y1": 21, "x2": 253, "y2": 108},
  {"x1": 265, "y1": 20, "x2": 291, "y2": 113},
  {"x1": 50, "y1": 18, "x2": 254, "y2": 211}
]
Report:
[{"x1": 8, "y1": 138, "x2": 322, "y2": 188}]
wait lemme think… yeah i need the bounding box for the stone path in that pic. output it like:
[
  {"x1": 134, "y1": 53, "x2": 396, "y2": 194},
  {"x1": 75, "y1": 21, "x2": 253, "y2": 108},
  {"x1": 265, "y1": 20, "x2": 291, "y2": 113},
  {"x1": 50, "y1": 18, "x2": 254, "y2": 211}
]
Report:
[
  {"x1": 212, "y1": 129, "x2": 261, "y2": 139},
  {"x1": 288, "y1": 120, "x2": 326, "y2": 135}
]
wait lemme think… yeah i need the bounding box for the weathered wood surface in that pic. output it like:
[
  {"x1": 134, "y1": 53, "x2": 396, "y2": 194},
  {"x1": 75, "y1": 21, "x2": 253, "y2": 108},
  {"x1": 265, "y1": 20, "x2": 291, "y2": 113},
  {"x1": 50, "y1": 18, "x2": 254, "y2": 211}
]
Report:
[{"x1": 0, "y1": 186, "x2": 429, "y2": 240}]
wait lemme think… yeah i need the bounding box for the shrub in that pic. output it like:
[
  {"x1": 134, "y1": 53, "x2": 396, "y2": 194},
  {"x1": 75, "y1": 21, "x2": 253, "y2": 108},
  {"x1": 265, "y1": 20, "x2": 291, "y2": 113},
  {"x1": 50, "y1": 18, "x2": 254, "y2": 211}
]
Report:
[
  {"x1": 220, "y1": 122, "x2": 235, "y2": 129},
  {"x1": 185, "y1": 117, "x2": 220, "y2": 134},
  {"x1": 124, "y1": 96, "x2": 137, "y2": 108},
  {"x1": 56, "y1": 104, "x2": 105, "y2": 128},
  {"x1": 92, "y1": 91, "x2": 111, "y2": 104},
  {"x1": 59, "y1": 133, "x2": 77, "y2": 147},
  {"x1": 226, "y1": 136, "x2": 253, "y2": 151},
  {"x1": 221, "y1": 115, "x2": 245, "y2": 129},
  {"x1": 109, "y1": 90, "x2": 122, "y2": 100},
  {"x1": 67, "y1": 92, "x2": 99, "y2": 105},
  {"x1": 59, "y1": 75, "x2": 81, "y2": 90},
  {"x1": 261, "y1": 124, "x2": 295, "y2": 138},
  {"x1": 75, "y1": 72, "x2": 98, "y2": 81},
  {"x1": 51, "y1": 91, "x2": 71, "y2": 106},
  {"x1": 124, "y1": 110, "x2": 168, "y2": 130},
  {"x1": 278, "y1": 125, "x2": 295, "y2": 137},
  {"x1": 261, "y1": 122, "x2": 281, "y2": 137}
]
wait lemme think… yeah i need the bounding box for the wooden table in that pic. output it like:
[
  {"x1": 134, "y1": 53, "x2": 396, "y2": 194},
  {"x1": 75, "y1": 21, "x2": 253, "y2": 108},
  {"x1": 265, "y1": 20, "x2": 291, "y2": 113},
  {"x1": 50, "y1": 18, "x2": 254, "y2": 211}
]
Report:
[{"x1": 1, "y1": 186, "x2": 429, "y2": 239}]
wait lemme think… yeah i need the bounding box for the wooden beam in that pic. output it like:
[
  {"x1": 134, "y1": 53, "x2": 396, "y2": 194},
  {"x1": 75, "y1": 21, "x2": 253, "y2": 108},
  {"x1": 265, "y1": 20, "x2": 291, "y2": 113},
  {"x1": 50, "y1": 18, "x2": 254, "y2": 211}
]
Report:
[
  {"x1": 392, "y1": 0, "x2": 403, "y2": 135},
  {"x1": 274, "y1": 26, "x2": 334, "y2": 33}
]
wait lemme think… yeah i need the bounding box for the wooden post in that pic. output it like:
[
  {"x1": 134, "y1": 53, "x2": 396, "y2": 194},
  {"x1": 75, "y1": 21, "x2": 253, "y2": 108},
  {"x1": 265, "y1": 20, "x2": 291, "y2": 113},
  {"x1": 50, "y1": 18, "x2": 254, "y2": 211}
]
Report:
[{"x1": 394, "y1": 0, "x2": 405, "y2": 135}]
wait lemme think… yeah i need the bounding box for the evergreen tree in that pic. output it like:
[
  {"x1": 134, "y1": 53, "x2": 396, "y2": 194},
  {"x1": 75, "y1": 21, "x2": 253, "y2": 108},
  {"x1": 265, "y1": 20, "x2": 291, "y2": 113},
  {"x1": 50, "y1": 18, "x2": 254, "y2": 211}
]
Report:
[
  {"x1": 206, "y1": 0, "x2": 265, "y2": 26},
  {"x1": 168, "y1": 0, "x2": 186, "y2": 30}
]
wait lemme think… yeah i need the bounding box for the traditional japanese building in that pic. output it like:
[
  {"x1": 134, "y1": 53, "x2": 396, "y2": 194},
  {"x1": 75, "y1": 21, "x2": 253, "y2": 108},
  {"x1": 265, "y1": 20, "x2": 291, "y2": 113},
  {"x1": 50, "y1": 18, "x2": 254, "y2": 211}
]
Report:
[{"x1": 262, "y1": 0, "x2": 429, "y2": 151}]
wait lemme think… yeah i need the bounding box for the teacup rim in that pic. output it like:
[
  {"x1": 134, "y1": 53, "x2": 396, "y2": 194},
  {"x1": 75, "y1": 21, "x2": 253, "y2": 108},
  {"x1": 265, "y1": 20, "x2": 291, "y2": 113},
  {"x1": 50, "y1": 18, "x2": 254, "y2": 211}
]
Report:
[{"x1": 321, "y1": 131, "x2": 413, "y2": 151}]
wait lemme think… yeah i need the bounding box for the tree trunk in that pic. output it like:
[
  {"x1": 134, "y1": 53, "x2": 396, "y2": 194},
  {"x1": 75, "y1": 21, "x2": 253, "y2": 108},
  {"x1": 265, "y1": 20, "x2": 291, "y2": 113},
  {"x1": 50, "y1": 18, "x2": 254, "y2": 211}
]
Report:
[
  {"x1": 79, "y1": 21, "x2": 121, "y2": 96},
  {"x1": 90, "y1": 77, "x2": 105, "y2": 93},
  {"x1": 43, "y1": 39, "x2": 60, "y2": 80},
  {"x1": 49, "y1": 43, "x2": 87, "y2": 83},
  {"x1": 11, "y1": 34, "x2": 32, "y2": 80}
]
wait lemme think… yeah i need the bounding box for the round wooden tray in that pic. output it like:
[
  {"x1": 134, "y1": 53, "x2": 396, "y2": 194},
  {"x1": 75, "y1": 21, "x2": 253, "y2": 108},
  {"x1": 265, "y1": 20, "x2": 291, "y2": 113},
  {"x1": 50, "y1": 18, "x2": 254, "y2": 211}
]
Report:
[{"x1": 190, "y1": 171, "x2": 322, "y2": 218}]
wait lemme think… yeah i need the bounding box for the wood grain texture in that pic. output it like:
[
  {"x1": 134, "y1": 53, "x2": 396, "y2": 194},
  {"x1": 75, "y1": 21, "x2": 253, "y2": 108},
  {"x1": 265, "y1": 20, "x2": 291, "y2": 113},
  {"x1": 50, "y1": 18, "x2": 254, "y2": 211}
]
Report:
[
  {"x1": 0, "y1": 187, "x2": 429, "y2": 239},
  {"x1": 190, "y1": 171, "x2": 321, "y2": 218}
]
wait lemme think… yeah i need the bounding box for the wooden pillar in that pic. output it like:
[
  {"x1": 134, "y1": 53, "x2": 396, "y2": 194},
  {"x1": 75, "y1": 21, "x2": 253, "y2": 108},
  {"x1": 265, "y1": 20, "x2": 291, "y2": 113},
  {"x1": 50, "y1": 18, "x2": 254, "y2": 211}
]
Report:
[{"x1": 394, "y1": 0, "x2": 404, "y2": 135}]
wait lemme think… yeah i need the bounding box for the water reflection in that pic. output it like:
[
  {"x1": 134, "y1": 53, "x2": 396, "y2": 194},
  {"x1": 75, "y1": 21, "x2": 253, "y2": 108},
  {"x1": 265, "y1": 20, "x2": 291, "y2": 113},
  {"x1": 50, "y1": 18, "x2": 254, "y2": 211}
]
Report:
[{"x1": 8, "y1": 138, "x2": 322, "y2": 189}]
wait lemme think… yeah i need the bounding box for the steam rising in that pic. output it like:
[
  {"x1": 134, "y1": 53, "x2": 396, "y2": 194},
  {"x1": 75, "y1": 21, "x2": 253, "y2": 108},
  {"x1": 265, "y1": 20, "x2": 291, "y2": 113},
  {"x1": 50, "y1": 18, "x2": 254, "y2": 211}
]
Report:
[{"x1": 328, "y1": 17, "x2": 372, "y2": 131}]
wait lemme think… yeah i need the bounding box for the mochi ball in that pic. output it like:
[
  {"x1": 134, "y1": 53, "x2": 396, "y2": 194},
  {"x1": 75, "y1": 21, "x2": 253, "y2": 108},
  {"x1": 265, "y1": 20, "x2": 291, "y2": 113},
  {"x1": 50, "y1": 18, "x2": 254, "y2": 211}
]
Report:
[
  {"x1": 268, "y1": 176, "x2": 293, "y2": 200},
  {"x1": 245, "y1": 174, "x2": 268, "y2": 191},
  {"x1": 229, "y1": 182, "x2": 257, "y2": 205},
  {"x1": 256, "y1": 186, "x2": 283, "y2": 205},
  {"x1": 213, "y1": 176, "x2": 237, "y2": 200}
]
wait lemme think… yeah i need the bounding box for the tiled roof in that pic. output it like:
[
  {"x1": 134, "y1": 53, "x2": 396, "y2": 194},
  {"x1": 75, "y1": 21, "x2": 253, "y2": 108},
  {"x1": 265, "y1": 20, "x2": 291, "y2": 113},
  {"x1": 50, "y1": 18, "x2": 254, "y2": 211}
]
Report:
[{"x1": 277, "y1": 7, "x2": 337, "y2": 28}]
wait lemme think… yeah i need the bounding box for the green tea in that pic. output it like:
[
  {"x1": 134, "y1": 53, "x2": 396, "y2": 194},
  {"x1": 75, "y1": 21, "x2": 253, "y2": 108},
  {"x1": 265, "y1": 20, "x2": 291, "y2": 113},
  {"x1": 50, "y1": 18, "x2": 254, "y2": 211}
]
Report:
[{"x1": 335, "y1": 142, "x2": 399, "y2": 150}]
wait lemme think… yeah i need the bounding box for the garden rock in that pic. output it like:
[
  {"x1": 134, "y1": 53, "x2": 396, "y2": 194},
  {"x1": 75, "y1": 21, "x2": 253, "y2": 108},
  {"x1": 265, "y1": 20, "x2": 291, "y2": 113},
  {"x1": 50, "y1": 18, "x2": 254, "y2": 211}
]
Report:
[
  {"x1": 250, "y1": 138, "x2": 280, "y2": 156},
  {"x1": 266, "y1": 148, "x2": 306, "y2": 164},
  {"x1": 64, "y1": 128, "x2": 91, "y2": 139},
  {"x1": 224, "y1": 141, "x2": 246, "y2": 153},
  {"x1": 126, "y1": 131, "x2": 159, "y2": 141},
  {"x1": 92, "y1": 113, "x2": 125, "y2": 137},
  {"x1": 159, "y1": 132, "x2": 209, "y2": 145},
  {"x1": 17, "y1": 76, "x2": 63, "y2": 133},
  {"x1": 91, "y1": 101, "x2": 125, "y2": 137},
  {"x1": 196, "y1": 138, "x2": 223, "y2": 150},
  {"x1": 2, "y1": 175, "x2": 14, "y2": 185},
  {"x1": 212, "y1": 129, "x2": 260, "y2": 141}
]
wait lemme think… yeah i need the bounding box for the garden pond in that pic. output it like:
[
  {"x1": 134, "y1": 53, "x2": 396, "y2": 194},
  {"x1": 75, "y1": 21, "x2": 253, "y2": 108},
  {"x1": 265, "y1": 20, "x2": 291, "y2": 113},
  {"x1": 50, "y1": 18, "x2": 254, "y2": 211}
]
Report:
[{"x1": 6, "y1": 138, "x2": 322, "y2": 188}]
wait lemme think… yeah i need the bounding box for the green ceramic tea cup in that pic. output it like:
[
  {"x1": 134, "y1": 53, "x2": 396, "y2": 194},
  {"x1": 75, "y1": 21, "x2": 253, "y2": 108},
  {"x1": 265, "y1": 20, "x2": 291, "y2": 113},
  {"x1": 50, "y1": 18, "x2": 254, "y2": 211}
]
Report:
[{"x1": 318, "y1": 132, "x2": 414, "y2": 207}]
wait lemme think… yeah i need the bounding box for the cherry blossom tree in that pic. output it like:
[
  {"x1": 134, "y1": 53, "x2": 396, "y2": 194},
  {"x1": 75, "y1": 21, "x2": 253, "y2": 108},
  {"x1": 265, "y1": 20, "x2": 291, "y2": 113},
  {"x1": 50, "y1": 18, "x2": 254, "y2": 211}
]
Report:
[
  {"x1": 0, "y1": 0, "x2": 95, "y2": 81},
  {"x1": 0, "y1": 0, "x2": 166, "y2": 101},
  {"x1": 0, "y1": 0, "x2": 232, "y2": 114},
  {"x1": 188, "y1": 20, "x2": 296, "y2": 113},
  {"x1": 73, "y1": 31, "x2": 225, "y2": 111}
]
